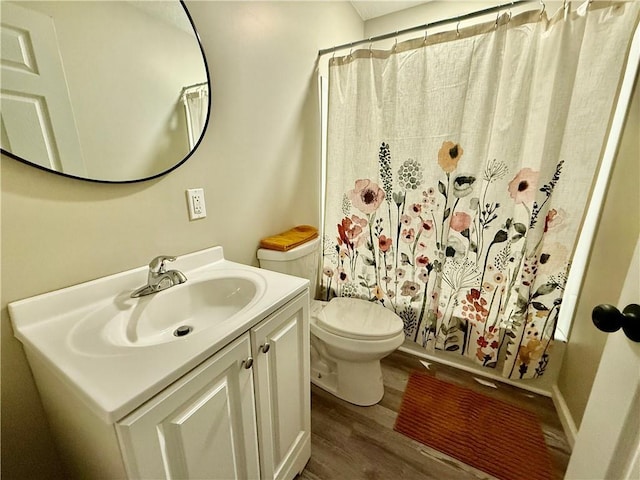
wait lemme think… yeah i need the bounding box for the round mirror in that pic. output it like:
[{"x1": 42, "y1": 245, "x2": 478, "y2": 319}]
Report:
[{"x1": 0, "y1": 0, "x2": 210, "y2": 183}]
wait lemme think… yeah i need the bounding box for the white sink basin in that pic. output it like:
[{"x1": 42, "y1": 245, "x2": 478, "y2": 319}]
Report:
[
  {"x1": 85, "y1": 274, "x2": 263, "y2": 348},
  {"x1": 121, "y1": 276, "x2": 259, "y2": 346},
  {"x1": 8, "y1": 246, "x2": 308, "y2": 422}
]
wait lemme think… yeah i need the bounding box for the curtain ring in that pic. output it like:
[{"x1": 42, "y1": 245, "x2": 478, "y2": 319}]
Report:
[
  {"x1": 423, "y1": 28, "x2": 428, "y2": 45},
  {"x1": 495, "y1": 12, "x2": 500, "y2": 29},
  {"x1": 456, "y1": 21, "x2": 461, "y2": 37},
  {"x1": 392, "y1": 36, "x2": 398, "y2": 51},
  {"x1": 539, "y1": 0, "x2": 546, "y2": 18},
  {"x1": 368, "y1": 41, "x2": 373, "y2": 57}
]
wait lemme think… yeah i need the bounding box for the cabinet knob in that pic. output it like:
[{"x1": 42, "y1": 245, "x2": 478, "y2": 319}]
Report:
[
  {"x1": 241, "y1": 357, "x2": 254, "y2": 369},
  {"x1": 259, "y1": 343, "x2": 271, "y2": 354}
]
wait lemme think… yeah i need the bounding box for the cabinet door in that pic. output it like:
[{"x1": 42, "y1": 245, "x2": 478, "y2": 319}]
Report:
[
  {"x1": 251, "y1": 292, "x2": 311, "y2": 480},
  {"x1": 116, "y1": 334, "x2": 260, "y2": 480}
]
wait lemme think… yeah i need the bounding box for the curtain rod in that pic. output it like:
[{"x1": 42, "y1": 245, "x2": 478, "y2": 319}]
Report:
[
  {"x1": 318, "y1": 0, "x2": 536, "y2": 57},
  {"x1": 182, "y1": 81, "x2": 208, "y2": 91}
]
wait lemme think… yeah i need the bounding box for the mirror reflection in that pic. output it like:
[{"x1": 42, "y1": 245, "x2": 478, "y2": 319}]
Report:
[{"x1": 1, "y1": 0, "x2": 209, "y2": 183}]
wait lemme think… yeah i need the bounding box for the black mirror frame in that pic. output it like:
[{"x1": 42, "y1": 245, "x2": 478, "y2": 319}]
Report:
[{"x1": 0, "y1": 0, "x2": 211, "y2": 184}]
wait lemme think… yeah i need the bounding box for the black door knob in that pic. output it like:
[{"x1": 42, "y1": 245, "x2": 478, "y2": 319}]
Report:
[{"x1": 592, "y1": 303, "x2": 640, "y2": 342}]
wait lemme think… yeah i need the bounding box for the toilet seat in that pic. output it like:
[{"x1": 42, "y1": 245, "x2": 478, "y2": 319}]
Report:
[{"x1": 317, "y1": 297, "x2": 403, "y2": 341}]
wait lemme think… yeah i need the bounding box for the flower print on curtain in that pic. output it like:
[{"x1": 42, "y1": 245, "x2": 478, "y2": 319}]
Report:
[
  {"x1": 324, "y1": 140, "x2": 568, "y2": 379},
  {"x1": 322, "y1": 3, "x2": 640, "y2": 379}
]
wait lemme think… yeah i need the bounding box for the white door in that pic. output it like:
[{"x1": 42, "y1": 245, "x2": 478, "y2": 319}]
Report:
[
  {"x1": 565, "y1": 238, "x2": 640, "y2": 480},
  {"x1": 117, "y1": 334, "x2": 261, "y2": 480},
  {"x1": 1, "y1": 2, "x2": 85, "y2": 175},
  {"x1": 251, "y1": 293, "x2": 311, "y2": 480}
]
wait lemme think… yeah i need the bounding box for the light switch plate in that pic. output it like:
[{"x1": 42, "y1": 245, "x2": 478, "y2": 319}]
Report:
[{"x1": 186, "y1": 188, "x2": 206, "y2": 220}]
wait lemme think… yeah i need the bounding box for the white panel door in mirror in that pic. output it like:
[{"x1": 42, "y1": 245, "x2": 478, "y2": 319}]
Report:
[{"x1": 1, "y1": 2, "x2": 85, "y2": 175}]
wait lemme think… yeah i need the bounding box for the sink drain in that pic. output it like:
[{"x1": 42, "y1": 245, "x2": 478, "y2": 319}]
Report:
[{"x1": 174, "y1": 325, "x2": 193, "y2": 337}]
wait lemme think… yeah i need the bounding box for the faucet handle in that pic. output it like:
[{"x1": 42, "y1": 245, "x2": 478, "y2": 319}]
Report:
[{"x1": 149, "y1": 255, "x2": 176, "y2": 274}]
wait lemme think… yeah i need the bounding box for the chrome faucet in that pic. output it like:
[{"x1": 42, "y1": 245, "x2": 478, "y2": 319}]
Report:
[{"x1": 131, "y1": 255, "x2": 187, "y2": 298}]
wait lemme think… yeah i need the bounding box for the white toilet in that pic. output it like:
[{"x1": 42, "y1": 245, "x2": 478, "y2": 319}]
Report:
[{"x1": 257, "y1": 237, "x2": 404, "y2": 406}]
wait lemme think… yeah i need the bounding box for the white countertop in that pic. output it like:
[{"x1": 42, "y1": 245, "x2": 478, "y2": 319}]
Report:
[{"x1": 8, "y1": 246, "x2": 308, "y2": 423}]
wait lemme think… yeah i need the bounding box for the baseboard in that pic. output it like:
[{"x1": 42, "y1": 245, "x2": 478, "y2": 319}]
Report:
[
  {"x1": 398, "y1": 343, "x2": 554, "y2": 397},
  {"x1": 552, "y1": 384, "x2": 578, "y2": 449}
]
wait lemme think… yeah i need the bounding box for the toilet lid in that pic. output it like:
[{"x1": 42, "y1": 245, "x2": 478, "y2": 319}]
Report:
[{"x1": 317, "y1": 297, "x2": 404, "y2": 340}]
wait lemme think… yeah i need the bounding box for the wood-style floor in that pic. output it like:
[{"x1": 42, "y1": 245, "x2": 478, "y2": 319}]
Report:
[{"x1": 298, "y1": 349, "x2": 571, "y2": 480}]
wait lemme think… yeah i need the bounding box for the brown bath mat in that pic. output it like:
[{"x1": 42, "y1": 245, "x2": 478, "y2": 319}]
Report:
[{"x1": 394, "y1": 372, "x2": 553, "y2": 480}]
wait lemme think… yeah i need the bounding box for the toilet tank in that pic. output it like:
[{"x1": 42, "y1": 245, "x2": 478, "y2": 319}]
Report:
[{"x1": 257, "y1": 237, "x2": 320, "y2": 298}]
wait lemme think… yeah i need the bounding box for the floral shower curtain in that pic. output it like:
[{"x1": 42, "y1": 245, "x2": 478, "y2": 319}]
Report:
[{"x1": 321, "y1": 3, "x2": 639, "y2": 379}]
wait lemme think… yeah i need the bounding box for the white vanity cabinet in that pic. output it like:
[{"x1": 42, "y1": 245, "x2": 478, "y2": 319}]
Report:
[
  {"x1": 9, "y1": 247, "x2": 311, "y2": 480},
  {"x1": 116, "y1": 291, "x2": 310, "y2": 480}
]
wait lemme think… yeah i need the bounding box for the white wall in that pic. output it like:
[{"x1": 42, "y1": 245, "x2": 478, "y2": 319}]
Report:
[
  {"x1": 556, "y1": 76, "x2": 640, "y2": 430},
  {"x1": 0, "y1": 2, "x2": 363, "y2": 478},
  {"x1": 364, "y1": 1, "x2": 499, "y2": 39}
]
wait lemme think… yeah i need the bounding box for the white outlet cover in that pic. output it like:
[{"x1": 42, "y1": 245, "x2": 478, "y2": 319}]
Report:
[{"x1": 186, "y1": 188, "x2": 206, "y2": 220}]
